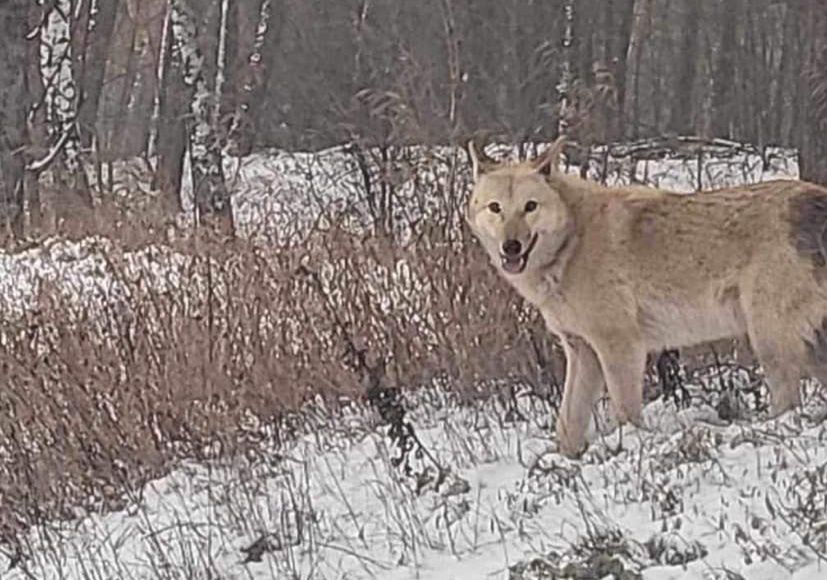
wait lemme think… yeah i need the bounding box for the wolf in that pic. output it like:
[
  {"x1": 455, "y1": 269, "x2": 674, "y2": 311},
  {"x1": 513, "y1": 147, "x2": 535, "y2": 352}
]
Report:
[{"x1": 466, "y1": 137, "x2": 827, "y2": 457}]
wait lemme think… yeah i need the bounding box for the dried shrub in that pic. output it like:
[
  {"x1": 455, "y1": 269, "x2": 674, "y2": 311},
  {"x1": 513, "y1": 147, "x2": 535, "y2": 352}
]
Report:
[{"x1": 0, "y1": 202, "x2": 562, "y2": 544}]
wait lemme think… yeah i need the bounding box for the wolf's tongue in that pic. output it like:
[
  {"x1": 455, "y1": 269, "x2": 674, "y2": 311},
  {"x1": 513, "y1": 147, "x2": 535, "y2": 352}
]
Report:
[{"x1": 501, "y1": 256, "x2": 525, "y2": 274}]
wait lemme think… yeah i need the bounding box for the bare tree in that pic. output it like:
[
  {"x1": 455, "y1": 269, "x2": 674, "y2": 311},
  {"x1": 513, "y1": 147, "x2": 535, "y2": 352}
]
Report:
[
  {"x1": 623, "y1": 0, "x2": 654, "y2": 139},
  {"x1": 153, "y1": 3, "x2": 189, "y2": 213},
  {"x1": 25, "y1": 2, "x2": 47, "y2": 232},
  {"x1": 4, "y1": 0, "x2": 825, "y2": 233},
  {"x1": 439, "y1": 0, "x2": 462, "y2": 135},
  {"x1": 557, "y1": 0, "x2": 575, "y2": 136},
  {"x1": 225, "y1": 0, "x2": 283, "y2": 156},
  {"x1": 710, "y1": 0, "x2": 739, "y2": 138},
  {"x1": 800, "y1": 0, "x2": 827, "y2": 185},
  {"x1": 668, "y1": 0, "x2": 700, "y2": 135},
  {"x1": 0, "y1": 0, "x2": 30, "y2": 238},
  {"x1": 170, "y1": 0, "x2": 232, "y2": 234},
  {"x1": 40, "y1": 0, "x2": 90, "y2": 205},
  {"x1": 75, "y1": 0, "x2": 121, "y2": 150}
]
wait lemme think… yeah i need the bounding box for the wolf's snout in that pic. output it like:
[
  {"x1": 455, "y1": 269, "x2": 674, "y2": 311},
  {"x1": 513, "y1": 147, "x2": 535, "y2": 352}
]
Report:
[
  {"x1": 499, "y1": 236, "x2": 537, "y2": 274},
  {"x1": 502, "y1": 239, "x2": 523, "y2": 257}
]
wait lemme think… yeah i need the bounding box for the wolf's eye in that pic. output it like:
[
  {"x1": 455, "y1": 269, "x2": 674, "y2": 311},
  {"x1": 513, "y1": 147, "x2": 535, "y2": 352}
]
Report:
[
  {"x1": 525, "y1": 200, "x2": 538, "y2": 213},
  {"x1": 488, "y1": 201, "x2": 502, "y2": 214}
]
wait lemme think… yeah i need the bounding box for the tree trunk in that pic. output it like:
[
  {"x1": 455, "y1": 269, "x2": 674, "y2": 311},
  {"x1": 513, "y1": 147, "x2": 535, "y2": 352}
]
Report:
[
  {"x1": 612, "y1": 0, "x2": 635, "y2": 126},
  {"x1": 77, "y1": 0, "x2": 121, "y2": 150},
  {"x1": 0, "y1": 0, "x2": 30, "y2": 239},
  {"x1": 170, "y1": 0, "x2": 233, "y2": 235},
  {"x1": 778, "y1": 3, "x2": 798, "y2": 144},
  {"x1": 711, "y1": 0, "x2": 739, "y2": 137},
  {"x1": 153, "y1": 4, "x2": 190, "y2": 213},
  {"x1": 40, "y1": 0, "x2": 91, "y2": 207},
  {"x1": 114, "y1": 16, "x2": 140, "y2": 158},
  {"x1": 26, "y1": 2, "x2": 47, "y2": 233},
  {"x1": 226, "y1": 0, "x2": 282, "y2": 156},
  {"x1": 800, "y1": 1, "x2": 827, "y2": 185},
  {"x1": 557, "y1": 0, "x2": 574, "y2": 136},
  {"x1": 668, "y1": 0, "x2": 700, "y2": 134},
  {"x1": 623, "y1": 0, "x2": 653, "y2": 139},
  {"x1": 240, "y1": 0, "x2": 285, "y2": 153}
]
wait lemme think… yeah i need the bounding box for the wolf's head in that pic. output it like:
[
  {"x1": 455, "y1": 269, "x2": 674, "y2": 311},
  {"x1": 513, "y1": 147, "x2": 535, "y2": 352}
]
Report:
[{"x1": 466, "y1": 137, "x2": 573, "y2": 276}]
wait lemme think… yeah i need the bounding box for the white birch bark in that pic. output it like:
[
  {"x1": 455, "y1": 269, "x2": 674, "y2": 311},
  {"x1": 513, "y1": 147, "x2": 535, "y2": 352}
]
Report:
[
  {"x1": 39, "y1": 0, "x2": 82, "y2": 174},
  {"x1": 148, "y1": 5, "x2": 172, "y2": 158},
  {"x1": 253, "y1": 0, "x2": 273, "y2": 59},
  {"x1": 226, "y1": 0, "x2": 272, "y2": 154},
  {"x1": 215, "y1": 0, "x2": 229, "y2": 128},
  {"x1": 557, "y1": 0, "x2": 574, "y2": 136},
  {"x1": 170, "y1": 0, "x2": 232, "y2": 230}
]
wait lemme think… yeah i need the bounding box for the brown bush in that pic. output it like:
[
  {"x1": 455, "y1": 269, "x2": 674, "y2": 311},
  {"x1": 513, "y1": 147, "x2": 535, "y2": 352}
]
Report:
[{"x1": 0, "y1": 213, "x2": 563, "y2": 544}]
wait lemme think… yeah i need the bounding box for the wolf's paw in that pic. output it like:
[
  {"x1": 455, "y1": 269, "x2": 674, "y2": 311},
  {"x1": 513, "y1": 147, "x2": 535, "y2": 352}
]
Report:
[{"x1": 556, "y1": 437, "x2": 588, "y2": 459}]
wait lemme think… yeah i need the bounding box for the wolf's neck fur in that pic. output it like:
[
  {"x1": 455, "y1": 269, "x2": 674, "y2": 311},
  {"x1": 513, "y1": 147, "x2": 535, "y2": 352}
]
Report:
[
  {"x1": 536, "y1": 220, "x2": 576, "y2": 286},
  {"x1": 535, "y1": 172, "x2": 596, "y2": 285},
  {"x1": 506, "y1": 171, "x2": 616, "y2": 307}
]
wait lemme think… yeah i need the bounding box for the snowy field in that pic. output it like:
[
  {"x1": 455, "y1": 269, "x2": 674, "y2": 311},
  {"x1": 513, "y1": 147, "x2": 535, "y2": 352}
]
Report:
[
  {"x1": 2, "y1": 387, "x2": 826, "y2": 580},
  {"x1": 1, "y1": 144, "x2": 824, "y2": 580},
  {"x1": 97, "y1": 140, "x2": 799, "y2": 239}
]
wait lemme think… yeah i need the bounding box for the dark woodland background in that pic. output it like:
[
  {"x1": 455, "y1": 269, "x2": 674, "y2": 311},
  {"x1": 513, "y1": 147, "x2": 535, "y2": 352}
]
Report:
[{"x1": 0, "y1": 0, "x2": 826, "y2": 235}]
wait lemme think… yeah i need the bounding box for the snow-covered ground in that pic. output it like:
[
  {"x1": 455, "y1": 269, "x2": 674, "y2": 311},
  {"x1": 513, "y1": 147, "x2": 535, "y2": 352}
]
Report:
[
  {"x1": 225, "y1": 142, "x2": 798, "y2": 237},
  {"x1": 0, "y1": 143, "x2": 823, "y2": 580},
  {"x1": 2, "y1": 386, "x2": 826, "y2": 579},
  {"x1": 95, "y1": 141, "x2": 799, "y2": 239}
]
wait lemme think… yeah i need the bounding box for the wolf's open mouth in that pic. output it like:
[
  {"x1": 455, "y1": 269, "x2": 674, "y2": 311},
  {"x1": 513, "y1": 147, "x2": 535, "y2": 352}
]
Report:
[{"x1": 500, "y1": 234, "x2": 538, "y2": 274}]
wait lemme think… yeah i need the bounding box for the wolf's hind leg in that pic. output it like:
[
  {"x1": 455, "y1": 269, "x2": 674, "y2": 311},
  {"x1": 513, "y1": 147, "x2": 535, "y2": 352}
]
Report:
[
  {"x1": 801, "y1": 316, "x2": 827, "y2": 404},
  {"x1": 557, "y1": 336, "x2": 606, "y2": 457},
  {"x1": 747, "y1": 318, "x2": 805, "y2": 415},
  {"x1": 755, "y1": 348, "x2": 803, "y2": 416}
]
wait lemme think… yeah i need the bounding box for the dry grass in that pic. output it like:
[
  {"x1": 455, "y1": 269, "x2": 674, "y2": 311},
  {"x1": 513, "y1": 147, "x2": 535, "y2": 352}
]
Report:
[{"x1": 0, "y1": 202, "x2": 563, "y2": 547}]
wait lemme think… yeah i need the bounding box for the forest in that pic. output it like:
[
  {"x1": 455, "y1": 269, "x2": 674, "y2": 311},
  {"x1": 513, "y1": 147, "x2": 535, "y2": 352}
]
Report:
[
  {"x1": 1, "y1": 2, "x2": 827, "y2": 579},
  {"x1": 0, "y1": 0, "x2": 825, "y2": 239}
]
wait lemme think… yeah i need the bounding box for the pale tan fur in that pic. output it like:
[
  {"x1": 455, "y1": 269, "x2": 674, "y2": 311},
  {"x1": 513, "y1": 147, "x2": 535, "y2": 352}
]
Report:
[{"x1": 467, "y1": 137, "x2": 827, "y2": 457}]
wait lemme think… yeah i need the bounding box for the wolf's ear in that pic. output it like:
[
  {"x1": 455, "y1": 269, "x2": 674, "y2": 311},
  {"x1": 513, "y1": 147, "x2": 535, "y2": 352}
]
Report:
[
  {"x1": 467, "y1": 140, "x2": 497, "y2": 181},
  {"x1": 531, "y1": 135, "x2": 567, "y2": 177}
]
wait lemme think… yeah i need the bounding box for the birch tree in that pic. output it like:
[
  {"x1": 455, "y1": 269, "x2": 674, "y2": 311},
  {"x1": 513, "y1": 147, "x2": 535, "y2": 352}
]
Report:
[
  {"x1": 226, "y1": 0, "x2": 281, "y2": 156},
  {"x1": 557, "y1": 0, "x2": 574, "y2": 136},
  {"x1": 39, "y1": 0, "x2": 89, "y2": 204},
  {"x1": 170, "y1": 0, "x2": 233, "y2": 235},
  {"x1": 25, "y1": 3, "x2": 47, "y2": 232}
]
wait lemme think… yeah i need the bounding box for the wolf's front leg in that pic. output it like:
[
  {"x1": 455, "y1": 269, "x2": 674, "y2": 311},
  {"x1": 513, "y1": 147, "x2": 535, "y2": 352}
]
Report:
[
  {"x1": 556, "y1": 335, "x2": 606, "y2": 457},
  {"x1": 592, "y1": 337, "x2": 647, "y2": 427}
]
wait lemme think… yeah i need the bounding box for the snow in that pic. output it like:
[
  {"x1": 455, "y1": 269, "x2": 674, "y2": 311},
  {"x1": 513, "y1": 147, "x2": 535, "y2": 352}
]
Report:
[
  {"x1": 0, "y1": 144, "x2": 824, "y2": 579},
  {"x1": 94, "y1": 141, "x2": 799, "y2": 240},
  {"x1": 0, "y1": 237, "x2": 194, "y2": 320},
  {"x1": 228, "y1": 143, "x2": 798, "y2": 236},
  {"x1": 2, "y1": 390, "x2": 826, "y2": 579}
]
